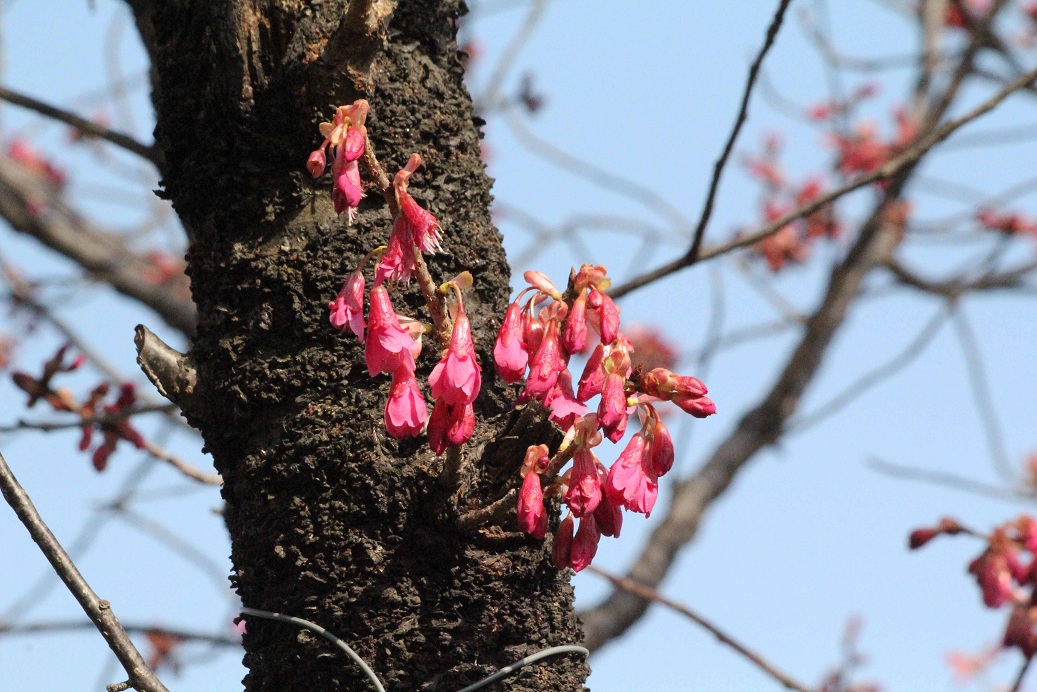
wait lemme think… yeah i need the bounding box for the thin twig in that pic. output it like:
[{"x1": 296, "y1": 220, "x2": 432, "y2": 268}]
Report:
[
  {"x1": 0, "y1": 404, "x2": 176, "y2": 434},
  {"x1": 0, "y1": 85, "x2": 160, "y2": 165},
  {"x1": 0, "y1": 450, "x2": 169, "y2": 692},
  {"x1": 502, "y1": 110, "x2": 690, "y2": 230},
  {"x1": 586, "y1": 566, "x2": 813, "y2": 692},
  {"x1": 687, "y1": 0, "x2": 793, "y2": 261},
  {"x1": 610, "y1": 63, "x2": 1037, "y2": 299},
  {"x1": 0, "y1": 620, "x2": 240, "y2": 647},
  {"x1": 1011, "y1": 654, "x2": 1033, "y2": 692},
  {"x1": 788, "y1": 305, "x2": 950, "y2": 434},
  {"x1": 866, "y1": 457, "x2": 1037, "y2": 503},
  {"x1": 952, "y1": 309, "x2": 1014, "y2": 482},
  {"x1": 141, "y1": 438, "x2": 221, "y2": 485},
  {"x1": 456, "y1": 488, "x2": 517, "y2": 532},
  {"x1": 475, "y1": 0, "x2": 548, "y2": 112}
]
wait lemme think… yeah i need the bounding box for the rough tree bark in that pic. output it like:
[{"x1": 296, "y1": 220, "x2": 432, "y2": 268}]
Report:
[{"x1": 128, "y1": 1, "x2": 588, "y2": 689}]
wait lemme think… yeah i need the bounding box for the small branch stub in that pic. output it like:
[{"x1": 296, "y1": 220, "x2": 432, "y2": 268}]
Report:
[{"x1": 134, "y1": 324, "x2": 202, "y2": 420}]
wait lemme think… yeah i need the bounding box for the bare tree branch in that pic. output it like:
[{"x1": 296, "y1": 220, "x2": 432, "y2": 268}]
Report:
[
  {"x1": 0, "y1": 156, "x2": 196, "y2": 335},
  {"x1": 0, "y1": 85, "x2": 160, "y2": 165},
  {"x1": 788, "y1": 304, "x2": 950, "y2": 434},
  {"x1": 885, "y1": 258, "x2": 1037, "y2": 297},
  {"x1": 687, "y1": 0, "x2": 793, "y2": 261},
  {"x1": 0, "y1": 620, "x2": 240, "y2": 648},
  {"x1": 866, "y1": 457, "x2": 1036, "y2": 502},
  {"x1": 587, "y1": 566, "x2": 814, "y2": 692},
  {"x1": 609, "y1": 63, "x2": 1037, "y2": 299},
  {"x1": 952, "y1": 308, "x2": 1014, "y2": 482},
  {"x1": 0, "y1": 450, "x2": 169, "y2": 692}
]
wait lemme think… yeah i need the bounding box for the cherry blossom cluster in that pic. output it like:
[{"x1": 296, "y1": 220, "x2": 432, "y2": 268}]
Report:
[
  {"x1": 497, "y1": 265, "x2": 716, "y2": 571},
  {"x1": 977, "y1": 207, "x2": 1037, "y2": 241},
  {"x1": 828, "y1": 107, "x2": 917, "y2": 180},
  {"x1": 910, "y1": 514, "x2": 1037, "y2": 659},
  {"x1": 7, "y1": 138, "x2": 66, "y2": 189},
  {"x1": 10, "y1": 344, "x2": 146, "y2": 471},
  {"x1": 320, "y1": 103, "x2": 478, "y2": 455},
  {"x1": 7, "y1": 138, "x2": 66, "y2": 217},
  {"x1": 741, "y1": 136, "x2": 842, "y2": 272},
  {"x1": 806, "y1": 83, "x2": 878, "y2": 123}
]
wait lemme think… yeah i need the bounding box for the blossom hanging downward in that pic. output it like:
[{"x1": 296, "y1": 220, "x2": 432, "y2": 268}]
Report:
[
  {"x1": 328, "y1": 268, "x2": 366, "y2": 340},
  {"x1": 365, "y1": 285, "x2": 421, "y2": 377},
  {"x1": 376, "y1": 154, "x2": 442, "y2": 285},
  {"x1": 385, "y1": 365, "x2": 427, "y2": 439},
  {"x1": 307, "y1": 100, "x2": 370, "y2": 224},
  {"x1": 427, "y1": 290, "x2": 481, "y2": 454}
]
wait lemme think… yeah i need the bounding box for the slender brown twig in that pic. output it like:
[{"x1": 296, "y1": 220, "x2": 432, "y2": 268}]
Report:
[
  {"x1": 610, "y1": 64, "x2": 1037, "y2": 299},
  {"x1": 0, "y1": 620, "x2": 240, "y2": 647},
  {"x1": 1011, "y1": 654, "x2": 1034, "y2": 692},
  {"x1": 866, "y1": 457, "x2": 1037, "y2": 503},
  {"x1": 141, "y1": 439, "x2": 221, "y2": 486},
  {"x1": 0, "y1": 450, "x2": 169, "y2": 692},
  {"x1": 0, "y1": 85, "x2": 159, "y2": 165},
  {"x1": 586, "y1": 566, "x2": 813, "y2": 692},
  {"x1": 687, "y1": 0, "x2": 793, "y2": 262},
  {"x1": 952, "y1": 309, "x2": 1014, "y2": 482},
  {"x1": 788, "y1": 305, "x2": 951, "y2": 434}
]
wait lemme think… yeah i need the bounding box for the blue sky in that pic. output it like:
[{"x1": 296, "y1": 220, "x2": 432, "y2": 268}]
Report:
[{"x1": 3, "y1": 1, "x2": 1037, "y2": 690}]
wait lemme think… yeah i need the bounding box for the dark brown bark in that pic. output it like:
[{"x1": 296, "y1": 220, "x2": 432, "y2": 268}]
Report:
[{"x1": 138, "y1": 1, "x2": 587, "y2": 689}]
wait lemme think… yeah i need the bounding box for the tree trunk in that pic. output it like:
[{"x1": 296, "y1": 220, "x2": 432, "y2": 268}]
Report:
[{"x1": 132, "y1": 1, "x2": 588, "y2": 689}]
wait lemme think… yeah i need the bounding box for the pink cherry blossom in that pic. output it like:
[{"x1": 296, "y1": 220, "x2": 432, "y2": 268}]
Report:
[
  {"x1": 493, "y1": 302, "x2": 528, "y2": 382},
  {"x1": 597, "y1": 371, "x2": 628, "y2": 443},
  {"x1": 545, "y1": 370, "x2": 588, "y2": 429},
  {"x1": 564, "y1": 448, "x2": 602, "y2": 518},
  {"x1": 587, "y1": 288, "x2": 620, "y2": 344},
  {"x1": 375, "y1": 216, "x2": 418, "y2": 286},
  {"x1": 605, "y1": 434, "x2": 659, "y2": 516},
  {"x1": 394, "y1": 154, "x2": 443, "y2": 254},
  {"x1": 650, "y1": 417, "x2": 674, "y2": 476},
  {"x1": 427, "y1": 400, "x2": 475, "y2": 455},
  {"x1": 328, "y1": 269, "x2": 365, "y2": 340},
  {"x1": 523, "y1": 321, "x2": 562, "y2": 401},
  {"x1": 569, "y1": 514, "x2": 600, "y2": 572},
  {"x1": 365, "y1": 286, "x2": 419, "y2": 376},
  {"x1": 593, "y1": 490, "x2": 623, "y2": 539},
  {"x1": 561, "y1": 293, "x2": 587, "y2": 355},
  {"x1": 384, "y1": 366, "x2": 427, "y2": 438},
  {"x1": 577, "y1": 343, "x2": 607, "y2": 402},
  {"x1": 306, "y1": 149, "x2": 326, "y2": 178},
  {"x1": 517, "y1": 471, "x2": 548, "y2": 538},
  {"x1": 429, "y1": 310, "x2": 481, "y2": 406},
  {"x1": 552, "y1": 514, "x2": 575, "y2": 570},
  {"x1": 332, "y1": 153, "x2": 363, "y2": 222}
]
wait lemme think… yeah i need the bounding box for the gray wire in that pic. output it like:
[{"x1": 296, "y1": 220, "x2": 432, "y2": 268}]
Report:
[
  {"x1": 455, "y1": 645, "x2": 590, "y2": 692},
  {"x1": 240, "y1": 607, "x2": 588, "y2": 692},
  {"x1": 239, "y1": 607, "x2": 386, "y2": 692}
]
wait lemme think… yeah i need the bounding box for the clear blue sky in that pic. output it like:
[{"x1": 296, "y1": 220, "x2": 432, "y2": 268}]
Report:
[{"x1": 3, "y1": 1, "x2": 1037, "y2": 690}]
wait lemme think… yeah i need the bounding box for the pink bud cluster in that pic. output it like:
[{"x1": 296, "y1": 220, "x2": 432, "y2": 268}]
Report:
[
  {"x1": 497, "y1": 265, "x2": 716, "y2": 571},
  {"x1": 911, "y1": 514, "x2": 1037, "y2": 659},
  {"x1": 828, "y1": 106, "x2": 917, "y2": 179},
  {"x1": 10, "y1": 345, "x2": 146, "y2": 471},
  {"x1": 977, "y1": 207, "x2": 1037, "y2": 241},
  {"x1": 741, "y1": 137, "x2": 842, "y2": 273},
  {"x1": 322, "y1": 133, "x2": 478, "y2": 455},
  {"x1": 307, "y1": 100, "x2": 370, "y2": 224},
  {"x1": 78, "y1": 382, "x2": 146, "y2": 471}
]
